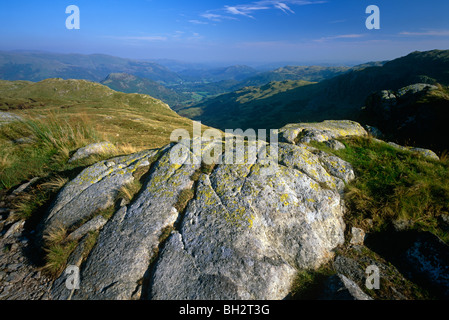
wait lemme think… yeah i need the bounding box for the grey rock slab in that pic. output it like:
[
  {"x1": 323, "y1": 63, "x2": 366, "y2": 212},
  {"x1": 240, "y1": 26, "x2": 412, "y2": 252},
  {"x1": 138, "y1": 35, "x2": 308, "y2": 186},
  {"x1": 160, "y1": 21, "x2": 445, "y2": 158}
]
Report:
[
  {"x1": 404, "y1": 233, "x2": 449, "y2": 299},
  {"x1": 66, "y1": 143, "x2": 203, "y2": 300},
  {"x1": 149, "y1": 139, "x2": 350, "y2": 300},
  {"x1": 387, "y1": 142, "x2": 439, "y2": 161},
  {"x1": 42, "y1": 149, "x2": 161, "y2": 236},
  {"x1": 11, "y1": 177, "x2": 40, "y2": 196}
]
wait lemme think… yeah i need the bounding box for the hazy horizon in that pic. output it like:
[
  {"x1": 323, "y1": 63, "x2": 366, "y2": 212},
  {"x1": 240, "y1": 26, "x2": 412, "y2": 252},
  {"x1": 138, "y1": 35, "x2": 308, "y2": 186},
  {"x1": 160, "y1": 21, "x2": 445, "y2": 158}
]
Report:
[{"x1": 1, "y1": 1, "x2": 448, "y2": 65}]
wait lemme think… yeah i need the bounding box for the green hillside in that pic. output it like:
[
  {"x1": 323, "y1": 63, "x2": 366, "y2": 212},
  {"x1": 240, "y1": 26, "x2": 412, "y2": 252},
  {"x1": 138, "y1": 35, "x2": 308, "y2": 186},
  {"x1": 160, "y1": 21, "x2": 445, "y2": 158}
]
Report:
[
  {"x1": 237, "y1": 65, "x2": 351, "y2": 88},
  {"x1": 178, "y1": 80, "x2": 315, "y2": 129},
  {"x1": 0, "y1": 78, "x2": 204, "y2": 148},
  {"x1": 100, "y1": 73, "x2": 191, "y2": 108},
  {"x1": 0, "y1": 78, "x2": 210, "y2": 189},
  {"x1": 181, "y1": 50, "x2": 449, "y2": 133}
]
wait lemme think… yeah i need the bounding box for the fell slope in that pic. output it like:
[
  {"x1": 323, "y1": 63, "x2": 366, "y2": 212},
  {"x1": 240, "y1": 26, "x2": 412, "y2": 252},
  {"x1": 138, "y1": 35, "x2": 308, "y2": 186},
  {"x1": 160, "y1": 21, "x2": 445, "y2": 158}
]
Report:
[
  {"x1": 0, "y1": 78, "x2": 198, "y2": 148},
  {"x1": 100, "y1": 73, "x2": 190, "y2": 108},
  {"x1": 181, "y1": 50, "x2": 449, "y2": 131}
]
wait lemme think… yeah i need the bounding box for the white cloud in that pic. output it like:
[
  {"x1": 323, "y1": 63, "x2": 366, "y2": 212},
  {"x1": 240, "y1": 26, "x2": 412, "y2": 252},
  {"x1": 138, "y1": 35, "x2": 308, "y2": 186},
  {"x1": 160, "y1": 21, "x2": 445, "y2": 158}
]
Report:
[
  {"x1": 201, "y1": 13, "x2": 237, "y2": 22},
  {"x1": 189, "y1": 19, "x2": 208, "y2": 25},
  {"x1": 200, "y1": 0, "x2": 325, "y2": 22},
  {"x1": 274, "y1": 3, "x2": 295, "y2": 14}
]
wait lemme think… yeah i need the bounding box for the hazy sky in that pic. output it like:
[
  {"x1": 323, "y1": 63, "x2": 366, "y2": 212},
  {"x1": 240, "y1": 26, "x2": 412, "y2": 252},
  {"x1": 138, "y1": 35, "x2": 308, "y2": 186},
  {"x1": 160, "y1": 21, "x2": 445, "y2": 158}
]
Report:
[{"x1": 1, "y1": 0, "x2": 448, "y2": 64}]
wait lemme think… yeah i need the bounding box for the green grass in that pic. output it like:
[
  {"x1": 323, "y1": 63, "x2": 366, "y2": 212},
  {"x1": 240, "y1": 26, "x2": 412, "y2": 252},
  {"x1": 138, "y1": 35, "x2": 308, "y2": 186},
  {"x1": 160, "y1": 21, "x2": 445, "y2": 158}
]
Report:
[
  {"x1": 310, "y1": 136, "x2": 449, "y2": 243},
  {"x1": 0, "y1": 115, "x2": 104, "y2": 190},
  {"x1": 289, "y1": 262, "x2": 335, "y2": 300}
]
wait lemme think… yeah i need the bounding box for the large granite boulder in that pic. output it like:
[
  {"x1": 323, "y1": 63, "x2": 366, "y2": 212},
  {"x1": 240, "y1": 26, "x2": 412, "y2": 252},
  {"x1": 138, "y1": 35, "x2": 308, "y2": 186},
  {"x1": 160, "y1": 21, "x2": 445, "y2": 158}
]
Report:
[{"x1": 46, "y1": 133, "x2": 355, "y2": 300}]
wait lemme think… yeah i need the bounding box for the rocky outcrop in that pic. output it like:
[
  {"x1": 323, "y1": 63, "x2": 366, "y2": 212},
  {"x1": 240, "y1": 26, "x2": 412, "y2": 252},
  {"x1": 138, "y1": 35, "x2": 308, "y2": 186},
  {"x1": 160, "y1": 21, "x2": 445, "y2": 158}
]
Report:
[
  {"x1": 362, "y1": 83, "x2": 449, "y2": 153},
  {"x1": 279, "y1": 120, "x2": 368, "y2": 145},
  {"x1": 42, "y1": 128, "x2": 357, "y2": 300}
]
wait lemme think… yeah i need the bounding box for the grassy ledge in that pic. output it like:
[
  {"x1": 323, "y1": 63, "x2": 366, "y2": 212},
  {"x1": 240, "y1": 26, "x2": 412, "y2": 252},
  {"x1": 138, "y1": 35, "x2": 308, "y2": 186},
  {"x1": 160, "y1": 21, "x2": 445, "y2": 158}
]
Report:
[{"x1": 309, "y1": 136, "x2": 449, "y2": 243}]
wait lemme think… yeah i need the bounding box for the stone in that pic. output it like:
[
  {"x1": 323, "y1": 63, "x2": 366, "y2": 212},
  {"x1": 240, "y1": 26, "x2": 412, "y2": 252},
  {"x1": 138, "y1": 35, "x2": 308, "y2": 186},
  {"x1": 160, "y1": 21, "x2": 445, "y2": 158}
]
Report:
[
  {"x1": 387, "y1": 143, "x2": 439, "y2": 161},
  {"x1": 0, "y1": 111, "x2": 23, "y2": 126},
  {"x1": 68, "y1": 142, "x2": 117, "y2": 163},
  {"x1": 149, "y1": 141, "x2": 351, "y2": 300},
  {"x1": 3, "y1": 221, "x2": 25, "y2": 239},
  {"x1": 350, "y1": 227, "x2": 366, "y2": 245},
  {"x1": 410, "y1": 148, "x2": 439, "y2": 161},
  {"x1": 11, "y1": 177, "x2": 40, "y2": 196},
  {"x1": 12, "y1": 136, "x2": 35, "y2": 145},
  {"x1": 66, "y1": 215, "x2": 108, "y2": 241},
  {"x1": 439, "y1": 214, "x2": 449, "y2": 231},
  {"x1": 396, "y1": 83, "x2": 438, "y2": 98},
  {"x1": 6, "y1": 263, "x2": 22, "y2": 271},
  {"x1": 320, "y1": 274, "x2": 372, "y2": 300},
  {"x1": 393, "y1": 218, "x2": 414, "y2": 232},
  {"x1": 324, "y1": 139, "x2": 346, "y2": 151}
]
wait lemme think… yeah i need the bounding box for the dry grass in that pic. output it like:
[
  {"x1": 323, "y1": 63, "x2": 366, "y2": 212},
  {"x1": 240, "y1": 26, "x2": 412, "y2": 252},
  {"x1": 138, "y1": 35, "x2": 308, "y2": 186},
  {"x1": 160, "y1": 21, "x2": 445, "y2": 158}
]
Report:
[
  {"x1": 118, "y1": 180, "x2": 143, "y2": 202},
  {"x1": 40, "y1": 176, "x2": 69, "y2": 193},
  {"x1": 174, "y1": 188, "x2": 195, "y2": 213},
  {"x1": 43, "y1": 224, "x2": 69, "y2": 246},
  {"x1": 41, "y1": 224, "x2": 77, "y2": 277},
  {"x1": 0, "y1": 152, "x2": 13, "y2": 173}
]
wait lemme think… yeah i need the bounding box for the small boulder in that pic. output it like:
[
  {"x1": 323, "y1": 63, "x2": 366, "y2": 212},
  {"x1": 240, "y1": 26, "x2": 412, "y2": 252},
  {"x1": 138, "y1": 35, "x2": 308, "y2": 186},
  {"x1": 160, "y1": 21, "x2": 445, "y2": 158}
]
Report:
[{"x1": 68, "y1": 142, "x2": 117, "y2": 163}]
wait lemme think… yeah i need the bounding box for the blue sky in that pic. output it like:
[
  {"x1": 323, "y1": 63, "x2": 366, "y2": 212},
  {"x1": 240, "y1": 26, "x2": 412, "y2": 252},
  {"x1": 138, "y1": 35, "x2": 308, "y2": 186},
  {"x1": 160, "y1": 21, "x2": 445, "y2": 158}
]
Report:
[{"x1": 0, "y1": 0, "x2": 448, "y2": 64}]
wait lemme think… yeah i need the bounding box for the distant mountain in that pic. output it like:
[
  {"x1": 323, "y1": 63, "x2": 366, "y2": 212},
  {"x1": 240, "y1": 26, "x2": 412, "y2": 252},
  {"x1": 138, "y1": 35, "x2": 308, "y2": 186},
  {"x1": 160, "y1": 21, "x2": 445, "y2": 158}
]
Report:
[
  {"x1": 180, "y1": 50, "x2": 449, "y2": 131},
  {"x1": 237, "y1": 65, "x2": 352, "y2": 88},
  {"x1": 101, "y1": 73, "x2": 191, "y2": 108},
  {"x1": 0, "y1": 51, "x2": 182, "y2": 84},
  {"x1": 178, "y1": 65, "x2": 258, "y2": 82}
]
